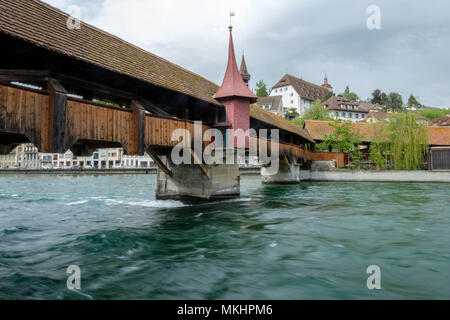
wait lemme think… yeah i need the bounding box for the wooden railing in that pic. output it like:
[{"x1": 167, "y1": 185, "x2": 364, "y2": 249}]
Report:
[
  {"x1": 0, "y1": 83, "x2": 311, "y2": 162},
  {"x1": 249, "y1": 136, "x2": 312, "y2": 163},
  {"x1": 0, "y1": 83, "x2": 210, "y2": 155}
]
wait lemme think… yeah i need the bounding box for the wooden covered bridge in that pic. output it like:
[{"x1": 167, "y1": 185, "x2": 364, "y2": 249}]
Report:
[{"x1": 0, "y1": 0, "x2": 314, "y2": 201}]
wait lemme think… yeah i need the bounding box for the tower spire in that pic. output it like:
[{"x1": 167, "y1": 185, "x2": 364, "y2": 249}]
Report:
[
  {"x1": 215, "y1": 26, "x2": 256, "y2": 101},
  {"x1": 321, "y1": 73, "x2": 333, "y2": 91},
  {"x1": 240, "y1": 54, "x2": 251, "y2": 87}
]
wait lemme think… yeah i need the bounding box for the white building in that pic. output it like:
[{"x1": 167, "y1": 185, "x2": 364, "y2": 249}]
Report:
[
  {"x1": 121, "y1": 153, "x2": 154, "y2": 168},
  {"x1": 269, "y1": 74, "x2": 331, "y2": 117},
  {"x1": 255, "y1": 96, "x2": 284, "y2": 118},
  {"x1": 40, "y1": 148, "x2": 154, "y2": 169},
  {"x1": 324, "y1": 96, "x2": 374, "y2": 122}
]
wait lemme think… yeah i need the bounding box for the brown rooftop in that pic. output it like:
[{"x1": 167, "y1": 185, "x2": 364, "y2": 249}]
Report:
[
  {"x1": 303, "y1": 120, "x2": 450, "y2": 146},
  {"x1": 432, "y1": 116, "x2": 450, "y2": 126},
  {"x1": 324, "y1": 96, "x2": 374, "y2": 112},
  {"x1": 250, "y1": 105, "x2": 315, "y2": 143},
  {"x1": 255, "y1": 96, "x2": 282, "y2": 112},
  {"x1": 0, "y1": 0, "x2": 220, "y2": 105},
  {"x1": 272, "y1": 74, "x2": 329, "y2": 101}
]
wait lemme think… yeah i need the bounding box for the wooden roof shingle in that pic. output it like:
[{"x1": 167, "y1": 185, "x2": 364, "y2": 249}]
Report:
[
  {"x1": 303, "y1": 120, "x2": 450, "y2": 146},
  {"x1": 0, "y1": 0, "x2": 220, "y2": 105}
]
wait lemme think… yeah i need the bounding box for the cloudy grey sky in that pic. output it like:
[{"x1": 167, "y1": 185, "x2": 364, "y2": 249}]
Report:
[{"x1": 44, "y1": 0, "x2": 450, "y2": 108}]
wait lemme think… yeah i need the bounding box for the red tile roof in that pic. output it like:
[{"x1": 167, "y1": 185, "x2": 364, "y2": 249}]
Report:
[
  {"x1": 304, "y1": 120, "x2": 450, "y2": 146},
  {"x1": 215, "y1": 27, "x2": 256, "y2": 102}
]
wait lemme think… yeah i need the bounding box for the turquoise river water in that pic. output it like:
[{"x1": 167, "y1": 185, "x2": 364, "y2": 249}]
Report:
[{"x1": 0, "y1": 174, "x2": 449, "y2": 299}]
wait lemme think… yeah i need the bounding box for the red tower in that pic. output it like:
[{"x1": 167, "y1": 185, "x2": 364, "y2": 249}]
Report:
[
  {"x1": 321, "y1": 74, "x2": 333, "y2": 91},
  {"x1": 215, "y1": 26, "x2": 257, "y2": 149}
]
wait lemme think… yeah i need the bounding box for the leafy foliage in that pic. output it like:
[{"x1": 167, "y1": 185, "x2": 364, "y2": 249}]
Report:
[
  {"x1": 320, "y1": 90, "x2": 335, "y2": 102},
  {"x1": 384, "y1": 92, "x2": 404, "y2": 112},
  {"x1": 255, "y1": 80, "x2": 268, "y2": 97},
  {"x1": 371, "y1": 89, "x2": 383, "y2": 104},
  {"x1": 285, "y1": 107, "x2": 299, "y2": 119},
  {"x1": 367, "y1": 114, "x2": 428, "y2": 170},
  {"x1": 338, "y1": 86, "x2": 359, "y2": 101},
  {"x1": 407, "y1": 94, "x2": 421, "y2": 108},
  {"x1": 316, "y1": 121, "x2": 362, "y2": 168},
  {"x1": 417, "y1": 108, "x2": 448, "y2": 120},
  {"x1": 291, "y1": 100, "x2": 333, "y2": 128}
]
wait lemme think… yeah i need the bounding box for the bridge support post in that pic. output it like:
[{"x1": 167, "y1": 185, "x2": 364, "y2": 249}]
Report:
[
  {"x1": 154, "y1": 151, "x2": 240, "y2": 203},
  {"x1": 261, "y1": 156, "x2": 300, "y2": 184}
]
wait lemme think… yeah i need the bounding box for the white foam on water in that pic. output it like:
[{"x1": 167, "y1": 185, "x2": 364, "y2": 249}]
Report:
[
  {"x1": 127, "y1": 200, "x2": 187, "y2": 208},
  {"x1": 67, "y1": 200, "x2": 89, "y2": 206},
  {"x1": 269, "y1": 242, "x2": 277, "y2": 247},
  {"x1": 333, "y1": 243, "x2": 345, "y2": 248},
  {"x1": 104, "y1": 199, "x2": 124, "y2": 205},
  {"x1": 195, "y1": 212, "x2": 204, "y2": 218}
]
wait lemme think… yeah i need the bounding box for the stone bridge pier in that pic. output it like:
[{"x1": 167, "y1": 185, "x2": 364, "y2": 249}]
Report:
[
  {"x1": 261, "y1": 155, "x2": 300, "y2": 184},
  {"x1": 154, "y1": 150, "x2": 240, "y2": 203}
]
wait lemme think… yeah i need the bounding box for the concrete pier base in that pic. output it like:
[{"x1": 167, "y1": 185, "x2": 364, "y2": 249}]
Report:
[
  {"x1": 155, "y1": 156, "x2": 240, "y2": 203},
  {"x1": 261, "y1": 157, "x2": 300, "y2": 184}
]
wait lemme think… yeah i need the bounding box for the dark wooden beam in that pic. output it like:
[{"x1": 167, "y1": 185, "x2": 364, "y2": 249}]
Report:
[
  {"x1": 60, "y1": 74, "x2": 132, "y2": 101},
  {"x1": 48, "y1": 78, "x2": 68, "y2": 153},
  {"x1": 147, "y1": 148, "x2": 172, "y2": 176},
  {"x1": 131, "y1": 100, "x2": 147, "y2": 156},
  {"x1": 139, "y1": 98, "x2": 174, "y2": 117},
  {"x1": 190, "y1": 149, "x2": 209, "y2": 176},
  {"x1": 0, "y1": 69, "x2": 49, "y2": 82}
]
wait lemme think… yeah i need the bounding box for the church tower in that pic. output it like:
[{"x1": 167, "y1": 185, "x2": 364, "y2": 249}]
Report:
[
  {"x1": 215, "y1": 26, "x2": 257, "y2": 149},
  {"x1": 239, "y1": 54, "x2": 251, "y2": 87},
  {"x1": 321, "y1": 74, "x2": 333, "y2": 91}
]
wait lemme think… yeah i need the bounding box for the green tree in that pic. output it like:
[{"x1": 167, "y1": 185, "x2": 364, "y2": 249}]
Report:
[
  {"x1": 407, "y1": 94, "x2": 421, "y2": 109},
  {"x1": 291, "y1": 99, "x2": 333, "y2": 128},
  {"x1": 320, "y1": 90, "x2": 334, "y2": 102},
  {"x1": 291, "y1": 117, "x2": 304, "y2": 128},
  {"x1": 385, "y1": 113, "x2": 428, "y2": 170},
  {"x1": 316, "y1": 121, "x2": 362, "y2": 168},
  {"x1": 371, "y1": 89, "x2": 383, "y2": 104},
  {"x1": 255, "y1": 80, "x2": 268, "y2": 97},
  {"x1": 380, "y1": 92, "x2": 388, "y2": 106},
  {"x1": 285, "y1": 108, "x2": 299, "y2": 119},
  {"x1": 369, "y1": 141, "x2": 388, "y2": 170},
  {"x1": 338, "y1": 86, "x2": 359, "y2": 101},
  {"x1": 384, "y1": 92, "x2": 404, "y2": 112},
  {"x1": 368, "y1": 123, "x2": 389, "y2": 170}
]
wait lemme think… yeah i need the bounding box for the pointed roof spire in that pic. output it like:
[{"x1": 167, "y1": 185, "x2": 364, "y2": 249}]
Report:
[
  {"x1": 215, "y1": 26, "x2": 257, "y2": 102},
  {"x1": 321, "y1": 73, "x2": 333, "y2": 90},
  {"x1": 240, "y1": 54, "x2": 249, "y2": 75}
]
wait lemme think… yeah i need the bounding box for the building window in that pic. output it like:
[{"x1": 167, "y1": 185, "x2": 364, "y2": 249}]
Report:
[
  {"x1": 290, "y1": 93, "x2": 293, "y2": 97},
  {"x1": 361, "y1": 114, "x2": 365, "y2": 119},
  {"x1": 335, "y1": 112, "x2": 339, "y2": 117},
  {"x1": 356, "y1": 114, "x2": 359, "y2": 118},
  {"x1": 285, "y1": 87, "x2": 288, "y2": 91},
  {"x1": 290, "y1": 100, "x2": 294, "y2": 104},
  {"x1": 340, "y1": 104, "x2": 345, "y2": 109}
]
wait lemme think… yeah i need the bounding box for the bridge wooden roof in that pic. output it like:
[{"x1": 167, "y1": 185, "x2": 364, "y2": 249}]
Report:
[
  {"x1": 250, "y1": 105, "x2": 315, "y2": 143},
  {"x1": 0, "y1": 0, "x2": 315, "y2": 143},
  {"x1": 0, "y1": 0, "x2": 220, "y2": 106},
  {"x1": 303, "y1": 120, "x2": 450, "y2": 146}
]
